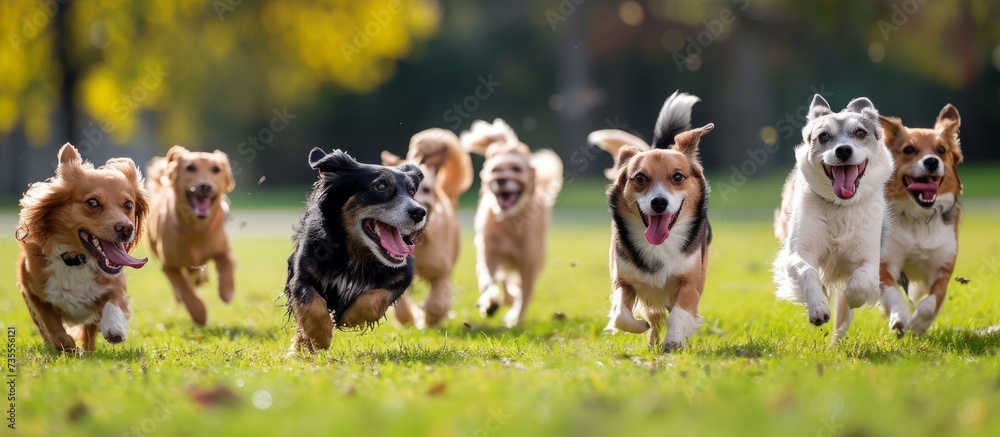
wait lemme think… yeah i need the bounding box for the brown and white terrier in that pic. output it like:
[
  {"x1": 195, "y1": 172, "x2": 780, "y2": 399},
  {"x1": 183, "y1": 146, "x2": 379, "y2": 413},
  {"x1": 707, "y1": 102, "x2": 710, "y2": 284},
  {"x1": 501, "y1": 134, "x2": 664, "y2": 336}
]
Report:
[
  {"x1": 591, "y1": 92, "x2": 714, "y2": 352},
  {"x1": 879, "y1": 104, "x2": 964, "y2": 336},
  {"x1": 461, "y1": 119, "x2": 563, "y2": 328},
  {"x1": 381, "y1": 128, "x2": 473, "y2": 327},
  {"x1": 146, "y1": 146, "x2": 236, "y2": 326},
  {"x1": 16, "y1": 144, "x2": 149, "y2": 352}
]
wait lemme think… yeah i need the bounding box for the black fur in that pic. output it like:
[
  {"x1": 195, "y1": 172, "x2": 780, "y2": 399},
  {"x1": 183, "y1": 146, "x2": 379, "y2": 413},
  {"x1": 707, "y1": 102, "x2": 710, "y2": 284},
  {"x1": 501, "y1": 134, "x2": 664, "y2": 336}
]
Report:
[
  {"x1": 608, "y1": 188, "x2": 660, "y2": 273},
  {"x1": 681, "y1": 178, "x2": 713, "y2": 256},
  {"x1": 284, "y1": 148, "x2": 423, "y2": 328},
  {"x1": 651, "y1": 91, "x2": 700, "y2": 150}
]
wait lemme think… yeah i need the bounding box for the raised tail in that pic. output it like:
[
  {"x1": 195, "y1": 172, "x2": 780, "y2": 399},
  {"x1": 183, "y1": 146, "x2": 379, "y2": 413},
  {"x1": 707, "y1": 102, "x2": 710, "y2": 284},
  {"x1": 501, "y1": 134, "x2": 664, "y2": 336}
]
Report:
[
  {"x1": 587, "y1": 129, "x2": 650, "y2": 179},
  {"x1": 145, "y1": 156, "x2": 169, "y2": 193},
  {"x1": 460, "y1": 118, "x2": 519, "y2": 156},
  {"x1": 530, "y1": 149, "x2": 563, "y2": 208},
  {"x1": 652, "y1": 91, "x2": 701, "y2": 150},
  {"x1": 407, "y1": 128, "x2": 473, "y2": 206}
]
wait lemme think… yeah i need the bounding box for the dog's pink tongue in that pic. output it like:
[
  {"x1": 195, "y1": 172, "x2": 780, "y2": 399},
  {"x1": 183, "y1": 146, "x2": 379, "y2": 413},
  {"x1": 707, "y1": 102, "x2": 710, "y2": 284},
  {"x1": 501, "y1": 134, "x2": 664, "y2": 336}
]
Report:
[
  {"x1": 103, "y1": 240, "x2": 148, "y2": 268},
  {"x1": 831, "y1": 165, "x2": 860, "y2": 199},
  {"x1": 192, "y1": 197, "x2": 212, "y2": 218},
  {"x1": 906, "y1": 181, "x2": 939, "y2": 200},
  {"x1": 644, "y1": 214, "x2": 672, "y2": 246},
  {"x1": 378, "y1": 224, "x2": 414, "y2": 258}
]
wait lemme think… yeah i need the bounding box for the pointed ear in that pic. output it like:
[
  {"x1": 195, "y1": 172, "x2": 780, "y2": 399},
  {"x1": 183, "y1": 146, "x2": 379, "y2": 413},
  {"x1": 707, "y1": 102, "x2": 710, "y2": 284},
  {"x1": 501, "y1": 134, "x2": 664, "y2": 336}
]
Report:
[
  {"x1": 845, "y1": 97, "x2": 879, "y2": 124},
  {"x1": 808, "y1": 94, "x2": 833, "y2": 121},
  {"x1": 56, "y1": 143, "x2": 83, "y2": 177},
  {"x1": 396, "y1": 162, "x2": 424, "y2": 188},
  {"x1": 381, "y1": 151, "x2": 403, "y2": 166},
  {"x1": 166, "y1": 145, "x2": 189, "y2": 163},
  {"x1": 879, "y1": 116, "x2": 904, "y2": 146},
  {"x1": 673, "y1": 123, "x2": 714, "y2": 161},
  {"x1": 309, "y1": 148, "x2": 358, "y2": 173},
  {"x1": 935, "y1": 104, "x2": 960, "y2": 135},
  {"x1": 213, "y1": 150, "x2": 236, "y2": 193}
]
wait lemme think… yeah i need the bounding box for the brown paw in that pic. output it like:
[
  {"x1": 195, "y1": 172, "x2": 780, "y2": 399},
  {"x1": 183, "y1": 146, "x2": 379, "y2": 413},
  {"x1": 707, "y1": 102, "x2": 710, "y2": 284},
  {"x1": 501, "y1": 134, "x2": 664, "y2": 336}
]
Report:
[{"x1": 338, "y1": 289, "x2": 394, "y2": 329}]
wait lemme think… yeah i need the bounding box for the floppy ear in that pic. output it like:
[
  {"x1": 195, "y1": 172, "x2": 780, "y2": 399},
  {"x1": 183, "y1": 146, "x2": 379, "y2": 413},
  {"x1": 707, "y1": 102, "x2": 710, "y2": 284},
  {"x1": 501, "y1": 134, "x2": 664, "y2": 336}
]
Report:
[
  {"x1": 381, "y1": 151, "x2": 404, "y2": 166},
  {"x1": 56, "y1": 143, "x2": 83, "y2": 177},
  {"x1": 673, "y1": 123, "x2": 714, "y2": 162},
  {"x1": 213, "y1": 150, "x2": 236, "y2": 193},
  {"x1": 935, "y1": 104, "x2": 962, "y2": 163},
  {"x1": 879, "y1": 116, "x2": 904, "y2": 147},
  {"x1": 808, "y1": 94, "x2": 833, "y2": 121},
  {"x1": 616, "y1": 145, "x2": 641, "y2": 172},
  {"x1": 164, "y1": 145, "x2": 189, "y2": 183},
  {"x1": 396, "y1": 162, "x2": 424, "y2": 188},
  {"x1": 309, "y1": 148, "x2": 359, "y2": 173},
  {"x1": 103, "y1": 158, "x2": 150, "y2": 252}
]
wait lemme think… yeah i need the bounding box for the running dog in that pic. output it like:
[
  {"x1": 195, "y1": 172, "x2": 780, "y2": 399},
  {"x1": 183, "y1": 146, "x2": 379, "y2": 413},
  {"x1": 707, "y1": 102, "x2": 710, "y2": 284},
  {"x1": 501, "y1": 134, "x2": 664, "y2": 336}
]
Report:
[
  {"x1": 879, "y1": 104, "x2": 964, "y2": 335},
  {"x1": 16, "y1": 144, "x2": 149, "y2": 352},
  {"x1": 285, "y1": 148, "x2": 426, "y2": 352},
  {"x1": 381, "y1": 128, "x2": 473, "y2": 327},
  {"x1": 591, "y1": 92, "x2": 714, "y2": 352},
  {"x1": 462, "y1": 119, "x2": 563, "y2": 328},
  {"x1": 773, "y1": 94, "x2": 894, "y2": 342}
]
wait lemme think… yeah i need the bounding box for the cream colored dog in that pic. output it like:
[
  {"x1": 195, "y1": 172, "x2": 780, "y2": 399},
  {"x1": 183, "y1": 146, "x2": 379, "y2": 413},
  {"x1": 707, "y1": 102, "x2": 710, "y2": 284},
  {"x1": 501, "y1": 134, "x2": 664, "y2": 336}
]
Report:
[
  {"x1": 462, "y1": 119, "x2": 563, "y2": 327},
  {"x1": 381, "y1": 128, "x2": 473, "y2": 327}
]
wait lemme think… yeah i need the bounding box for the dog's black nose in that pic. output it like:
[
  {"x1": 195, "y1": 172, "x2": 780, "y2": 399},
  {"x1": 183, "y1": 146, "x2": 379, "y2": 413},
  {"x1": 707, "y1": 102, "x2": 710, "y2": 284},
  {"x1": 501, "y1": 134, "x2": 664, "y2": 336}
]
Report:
[
  {"x1": 408, "y1": 206, "x2": 426, "y2": 223},
  {"x1": 650, "y1": 197, "x2": 668, "y2": 214},
  {"x1": 835, "y1": 145, "x2": 853, "y2": 161},
  {"x1": 923, "y1": 157, "x2": 939, "y2": 171},
  {"x1": 114, "y1": 222, "x2": 134, "y2": 242},
  {"x1": 196, "y1": 183, "x2": 213, "y2": 196}
]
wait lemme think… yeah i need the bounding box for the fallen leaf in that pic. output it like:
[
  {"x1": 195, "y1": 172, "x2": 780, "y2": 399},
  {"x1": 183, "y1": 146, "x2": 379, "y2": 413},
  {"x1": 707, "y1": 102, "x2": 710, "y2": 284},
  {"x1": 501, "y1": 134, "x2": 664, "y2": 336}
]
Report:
[
  {"x1": 187, "y1": 384, "x2": 242, "y2": 408},
  {"x1": 66, "y1": 401, "x2": 89, "y2": 423},
  {"x1": 427, "y1": 382, "x2": 447, "y2": 396}
]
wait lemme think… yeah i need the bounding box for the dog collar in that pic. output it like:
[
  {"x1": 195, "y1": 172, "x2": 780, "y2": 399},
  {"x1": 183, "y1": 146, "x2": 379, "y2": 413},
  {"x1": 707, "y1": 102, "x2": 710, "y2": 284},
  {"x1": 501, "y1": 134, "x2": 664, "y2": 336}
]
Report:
[{"x1": 60, "y1": 252, "x2": 87, "y2": 267}]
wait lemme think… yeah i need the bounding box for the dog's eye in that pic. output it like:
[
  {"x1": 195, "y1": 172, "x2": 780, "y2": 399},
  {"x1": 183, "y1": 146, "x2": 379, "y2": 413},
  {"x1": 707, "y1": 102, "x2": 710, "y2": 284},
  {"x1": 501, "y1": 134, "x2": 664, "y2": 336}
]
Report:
[
  {"x1": 211, "y1": 166, "x2": 221, "y2": 174},
  {"x1": 86, "y1": 198, "x2": 100, "y2": 209},
  {"x1": 936, "y1": 146, "x2": 946, "y2": 154},
  {"x1": 817, "y1": 132, "x2": 830, "y2": 143},
  {"x1": 671, "y1": 172, "x2": 686, "y2": 185},
  {"x1": 124, "y1": 200, "x2": 134, "y2": 211},
  {"x1": 511, "y1": 166, "x2": 522, "y2": 174},
  {"x1": 408, "y1": 187, "x2": 416, "y2": 196},
  {"x1": 854, "y1": 129, "x2": 867, "y2": 139},
  {"x1": 903, "y1": 145, "x2": 916, "y2": 155},
  {"x1": 632, "y1": 172, "x2": 648, "y2": 186},
  {"x1": 186, "y1": 164, "x2": 196, "y2": 172},
  {"x1": 374, "y1": 182, "x2": 388, "y2": 192}
]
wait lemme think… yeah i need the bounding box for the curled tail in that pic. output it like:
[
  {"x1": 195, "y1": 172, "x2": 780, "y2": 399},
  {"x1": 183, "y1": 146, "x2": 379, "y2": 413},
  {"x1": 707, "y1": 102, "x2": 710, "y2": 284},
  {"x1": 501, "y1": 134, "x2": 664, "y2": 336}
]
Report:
[
  {"x1": 652, "y1": 91, "x2": 701, "y2": 150},
  {"x1": 407, "y1": 128, "x2": 473, "y2": 206},
  {"x1": 460, "y1": 118, "x2": 519, "y2": 156},
  {"x1": 145, "y1": 156, "x2": 169, "y2": 193},
  {"x1": 530, "y1": 149, "x2": 563, "y2": 207},
  {"x1": 588, "y1": 129, "x2": 650, "y2": 179}
]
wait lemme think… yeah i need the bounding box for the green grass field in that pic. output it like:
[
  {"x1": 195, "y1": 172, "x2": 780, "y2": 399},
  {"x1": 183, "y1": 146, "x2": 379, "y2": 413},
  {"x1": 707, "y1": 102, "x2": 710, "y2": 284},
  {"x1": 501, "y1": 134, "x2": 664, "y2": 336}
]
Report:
[{"x1": 1, "y1": 178, "x2": 999, "y2": 436}]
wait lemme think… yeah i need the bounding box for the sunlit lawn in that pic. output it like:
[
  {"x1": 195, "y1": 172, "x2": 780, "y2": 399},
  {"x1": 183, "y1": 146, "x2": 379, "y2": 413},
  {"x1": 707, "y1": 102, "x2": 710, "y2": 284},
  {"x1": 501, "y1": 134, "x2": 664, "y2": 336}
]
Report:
[{"x1": 1, "y1": 204, "x2": 998, "y2": 436}]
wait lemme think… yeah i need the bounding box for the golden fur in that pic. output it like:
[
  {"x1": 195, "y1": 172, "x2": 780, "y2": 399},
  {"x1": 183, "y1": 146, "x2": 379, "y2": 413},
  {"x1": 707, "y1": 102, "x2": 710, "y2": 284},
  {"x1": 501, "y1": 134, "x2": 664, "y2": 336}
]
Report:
[
  {"x1": 146, "y1": 146, "x2": 236, "y2": 325},
  {"x1": 462, "y1": 119, "x2": 563, "y2": 327},
  {"x1": 381, "y1": 128, "x2": 473, "y2": 327},
  {"x1": 16, "y1": 144, "x2": 149, "y2": 352}
]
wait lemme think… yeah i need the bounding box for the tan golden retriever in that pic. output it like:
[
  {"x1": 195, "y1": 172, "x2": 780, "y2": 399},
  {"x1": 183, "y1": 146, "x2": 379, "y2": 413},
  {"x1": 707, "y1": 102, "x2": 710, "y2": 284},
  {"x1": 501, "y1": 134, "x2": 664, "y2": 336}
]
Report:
[
  {"x1": 146, "y1": 146, "x2": 235, "y2": 325},
  {"x1": 16, "y1": 143, "x2": 149, "y2": 352},
  {"x1": 461, "y1": 119, "x2": 563, "y2": 328},
  {"x1": 381, "y1": 128, "x2": 473, "y2": 327}
]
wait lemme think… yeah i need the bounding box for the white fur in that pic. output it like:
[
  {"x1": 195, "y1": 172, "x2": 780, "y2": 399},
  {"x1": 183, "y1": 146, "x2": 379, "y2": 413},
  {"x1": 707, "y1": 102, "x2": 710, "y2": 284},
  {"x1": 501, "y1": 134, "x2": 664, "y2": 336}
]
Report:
[
  {"x1": 98, "y1": 301, "x2": 128, "y2": 342},
  {"x1": 43, "y1": 246, "x2": 113, "y2": 325},
  {"x1": 663, "y1": 307, "x2": 702, "y2": 350},
  {"x1": 909, "y1": 295, "x2": 937, "y2": 334},
  {"x1": 774, "y1": 125, "x2": 894, "y2": 331}
]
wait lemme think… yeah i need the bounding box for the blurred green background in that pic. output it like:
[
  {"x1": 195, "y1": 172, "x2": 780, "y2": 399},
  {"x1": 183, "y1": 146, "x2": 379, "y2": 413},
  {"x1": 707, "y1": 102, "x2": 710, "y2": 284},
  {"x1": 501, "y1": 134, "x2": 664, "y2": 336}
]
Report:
[{"x1": 1, "y1": 0, "x2": 999, "y2": 199}]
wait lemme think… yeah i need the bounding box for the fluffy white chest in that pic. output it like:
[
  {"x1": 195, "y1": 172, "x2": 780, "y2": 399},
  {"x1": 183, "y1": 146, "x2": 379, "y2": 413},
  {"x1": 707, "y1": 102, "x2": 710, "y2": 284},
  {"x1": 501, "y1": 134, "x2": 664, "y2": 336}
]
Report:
[
  {"x1": 43, "y1": 247, "x2": 112, "y2": 325},
  {"x1": 616, "y1": 215, "x2": 699, "y2": 291},
  {"x1": 885, "y1": 195, "x2": 958, "y2": 283}
]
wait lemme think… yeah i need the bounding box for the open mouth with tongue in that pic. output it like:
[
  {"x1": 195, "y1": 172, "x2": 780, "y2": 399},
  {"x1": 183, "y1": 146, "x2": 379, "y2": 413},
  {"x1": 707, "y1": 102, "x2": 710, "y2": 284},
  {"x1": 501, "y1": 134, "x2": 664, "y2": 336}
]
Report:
[
  {"x1": 638, "y1": 200, "x2": 681, "y2": 246},
  {"x1": 186, "y1": 190, "x2": 217, "y2": 219},
  {"x1": 903, "y1": 174, "x2": 942, "y2": 208},
  {"x1": 823, "y1": 159, "x2": 868, "y2": 200},
  {"x1": 492, "y1": 183, "x2": 523, "y2": 210},
  {"x1": 363, "y1": 219, "x2": 417, "y2": 262},
  {"x1": 78, "y1": 228, "x2": 148, "y2": 275}
]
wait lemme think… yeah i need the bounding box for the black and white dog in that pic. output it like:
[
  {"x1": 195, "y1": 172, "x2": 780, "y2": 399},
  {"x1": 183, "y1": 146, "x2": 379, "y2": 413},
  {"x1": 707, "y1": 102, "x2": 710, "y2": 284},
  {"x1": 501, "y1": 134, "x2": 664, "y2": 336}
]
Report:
[{"x1": 285, "y1": 148, "x2": 426, "y2": 352}]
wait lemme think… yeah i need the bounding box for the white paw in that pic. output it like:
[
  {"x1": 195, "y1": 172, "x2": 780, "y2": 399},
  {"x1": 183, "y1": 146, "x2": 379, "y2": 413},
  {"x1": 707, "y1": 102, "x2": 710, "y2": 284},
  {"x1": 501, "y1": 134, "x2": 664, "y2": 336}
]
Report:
[
  {"x1": 908, "y1": 296, "x2": 937, "y2": 335},
  {"x1": 845, "y1": 275, "x2": 879, "y2": 309},
  {"x1": 807, "y1": 303, "x2": 831, "y2": 326},
  {"x1": 99, "y1": 302, "x2": 128, "y2": 344},
  {"x1": 476, "y1": 285, "x2": 502, "y2": 317},
  {"x1": 502, "y1": 310, "x2": 521, "y2": 328}
]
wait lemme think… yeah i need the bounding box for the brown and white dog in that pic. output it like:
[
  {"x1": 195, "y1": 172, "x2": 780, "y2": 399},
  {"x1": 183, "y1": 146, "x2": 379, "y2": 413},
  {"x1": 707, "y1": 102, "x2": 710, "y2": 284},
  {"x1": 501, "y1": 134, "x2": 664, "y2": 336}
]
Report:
[
  {"x1": 878, "y1": 105, "x2": 963, "y2": 335},
  {"x1": 591, "y1": 92, "x2": 714, "y2": 352},
  {"x1": 16, "y1": 144, "x2": 149, "y2": 352},
  {"x1": 462, "y1": 119, "x2": 563, "y2": 328},
  {"x1": 146, "y1": 146, "x2": 236, "y2": 326},
  {"x1": 381, "y1": 128, "x2": 473, "y2": 327}
]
